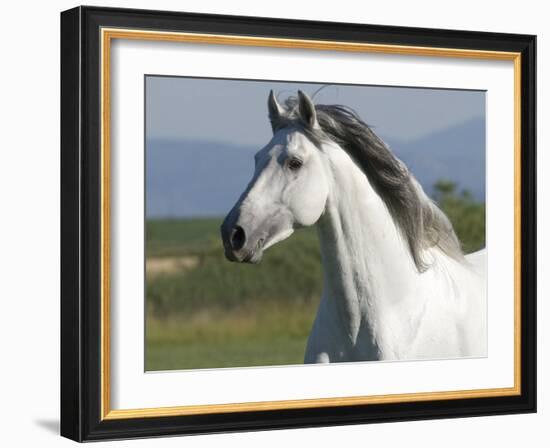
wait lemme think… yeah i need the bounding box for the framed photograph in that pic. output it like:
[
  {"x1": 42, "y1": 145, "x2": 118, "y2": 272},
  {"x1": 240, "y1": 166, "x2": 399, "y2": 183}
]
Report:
[{"x1": 60, "y1": 6, "x2": 536, "y2": 442}]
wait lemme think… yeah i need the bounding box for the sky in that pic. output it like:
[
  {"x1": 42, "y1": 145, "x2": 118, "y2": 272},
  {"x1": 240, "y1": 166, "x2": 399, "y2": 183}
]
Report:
[
  {"x1": 146, "y1": 76, "x2": 485, "y2": 145},
  {"x1": 145, "y1": 76, "x2": 486, "y2": 218}
]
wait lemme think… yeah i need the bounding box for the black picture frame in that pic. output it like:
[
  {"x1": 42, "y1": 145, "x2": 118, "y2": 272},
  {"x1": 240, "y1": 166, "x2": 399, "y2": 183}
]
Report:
[{"x1": 61, "y1": 5, "x2": 536, "y2": 442}]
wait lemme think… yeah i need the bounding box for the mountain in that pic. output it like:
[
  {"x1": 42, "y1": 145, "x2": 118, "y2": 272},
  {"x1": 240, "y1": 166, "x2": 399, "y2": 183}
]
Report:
[
  {"x1": 146, "y1": 117, "x2": 485, "y2": 218},
  {"x1": 146, "y1": 140, "x2": 257, "y2": 218},
  {"x1": 389, "y1": 117, "x2": 485, "y2": 201}
]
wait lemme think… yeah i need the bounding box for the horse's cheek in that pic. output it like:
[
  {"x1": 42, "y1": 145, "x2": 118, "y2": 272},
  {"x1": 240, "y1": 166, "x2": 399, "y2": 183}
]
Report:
[{"x1": 290, "y1": 177, "x2": 328, "y2": 226}]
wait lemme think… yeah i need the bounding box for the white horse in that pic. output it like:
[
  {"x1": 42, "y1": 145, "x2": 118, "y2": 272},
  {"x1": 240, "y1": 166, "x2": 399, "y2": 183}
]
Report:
[{"x1": 221, "y1": 90, "x2": 487, "y2": 363}]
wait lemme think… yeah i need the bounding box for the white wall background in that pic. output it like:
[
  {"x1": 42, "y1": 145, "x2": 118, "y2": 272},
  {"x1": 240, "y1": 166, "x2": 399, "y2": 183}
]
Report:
[{"x1": 0, "y1": 0, "x2": 546, "y2": 446}]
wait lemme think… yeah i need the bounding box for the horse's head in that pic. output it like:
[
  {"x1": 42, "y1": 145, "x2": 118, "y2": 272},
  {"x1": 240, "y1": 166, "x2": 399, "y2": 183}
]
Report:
[{"x1": 221, "y1": 90, "x2": 329, "y2": 263}]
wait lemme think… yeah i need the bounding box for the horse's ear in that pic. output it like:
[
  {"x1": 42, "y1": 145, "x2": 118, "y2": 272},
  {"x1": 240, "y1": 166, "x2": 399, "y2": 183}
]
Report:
[
  {"x1": 268, "y1": 90, "x2": 284, "y2": 132},
  {"x1": 297, "y1": 90, "x2": 319, "y2": 129}
]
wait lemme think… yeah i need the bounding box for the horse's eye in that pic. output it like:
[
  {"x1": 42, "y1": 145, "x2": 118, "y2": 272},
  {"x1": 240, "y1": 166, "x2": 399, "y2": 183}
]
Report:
[{"x1": 288, "y1": 157, "x2": 303, "y2": 171}]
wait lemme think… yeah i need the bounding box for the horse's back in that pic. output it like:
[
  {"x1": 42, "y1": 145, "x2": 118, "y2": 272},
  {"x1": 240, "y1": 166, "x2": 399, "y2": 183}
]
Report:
[
  {"x1": 460, "y1": 248, "x2": 487, "y2": 357},
  {"x1": 465, "y1": 248, "x2": 486, "y2": 278}
]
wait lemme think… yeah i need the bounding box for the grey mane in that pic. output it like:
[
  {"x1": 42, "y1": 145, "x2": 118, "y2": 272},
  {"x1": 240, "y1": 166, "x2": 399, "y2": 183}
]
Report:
[{"x1": 275, "y1": 95, "x2": 464, "y2": 272}]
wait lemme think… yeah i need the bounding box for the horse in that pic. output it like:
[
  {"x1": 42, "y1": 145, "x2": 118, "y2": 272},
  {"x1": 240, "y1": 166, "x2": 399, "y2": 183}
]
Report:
[{"x1": 220, "y1": 90, "x2": 487, "y2": 363}]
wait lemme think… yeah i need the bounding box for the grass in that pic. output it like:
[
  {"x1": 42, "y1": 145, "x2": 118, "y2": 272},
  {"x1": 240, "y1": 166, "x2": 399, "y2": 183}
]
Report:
[
  {"x1": 146, "y1": 219, "x2": 323, "y2": 315},
  {"x1": 146, "y1": 301, "x2": 318, "y2": 370},
  {"x1": 146, "y1": 218, "x2": 222, "y2": 257},
  {"x1": 145, "y1": 218, "x2": 323, "y2": 371}
]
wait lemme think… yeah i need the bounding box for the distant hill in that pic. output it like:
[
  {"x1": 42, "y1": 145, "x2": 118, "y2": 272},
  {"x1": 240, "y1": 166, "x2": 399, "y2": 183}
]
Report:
[
  {"x1": 390, "y1": 117, "x2": 485, "y2": 201},
  {"x1": 146, "y1": 117, "x2": 485, "y2": 218},
  {"x1": 146, "y1": 140, "x2": 257, "y2": 217}
]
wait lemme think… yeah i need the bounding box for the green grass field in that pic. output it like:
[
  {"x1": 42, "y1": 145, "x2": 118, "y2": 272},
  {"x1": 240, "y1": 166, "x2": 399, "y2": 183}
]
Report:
[
  {"x1": 145, "y1": 182, "x2": 485, "y2": 371},
  {"x1": 146, "y1": 301, "x2": 319, "y2": 370},
  {"x1": 145, "y1": 219, "x2": 323, "y2": 371}
]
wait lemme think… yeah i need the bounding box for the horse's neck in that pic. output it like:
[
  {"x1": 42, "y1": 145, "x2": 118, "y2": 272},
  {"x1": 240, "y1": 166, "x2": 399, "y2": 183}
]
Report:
[{"x1": 316, "y1": 146, "x2": 422, "y2": 354}]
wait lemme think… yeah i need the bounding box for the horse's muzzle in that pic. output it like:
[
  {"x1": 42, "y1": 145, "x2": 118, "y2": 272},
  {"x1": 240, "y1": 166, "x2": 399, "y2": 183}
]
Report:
[{"x1": 220, "y1": 217, "x2": 264, "y2": 263}]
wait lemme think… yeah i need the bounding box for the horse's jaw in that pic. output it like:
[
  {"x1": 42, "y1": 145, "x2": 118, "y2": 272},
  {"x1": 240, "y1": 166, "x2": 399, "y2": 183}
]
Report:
[{"x1": 262, "y1": 228, "x2": 294, "y2": 251}]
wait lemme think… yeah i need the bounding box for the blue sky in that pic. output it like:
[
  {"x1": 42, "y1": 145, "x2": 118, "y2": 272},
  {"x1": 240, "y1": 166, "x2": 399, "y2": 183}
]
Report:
[
  {"x1": 146, "y1": 76, "x2": 485, "y2": 145},
  {"x1": 145, "y1": 76, "x2": 486, "y2": 218}
]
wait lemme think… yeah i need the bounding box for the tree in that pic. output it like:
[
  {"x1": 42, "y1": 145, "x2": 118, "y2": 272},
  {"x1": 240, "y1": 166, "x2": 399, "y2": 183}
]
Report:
[{"x1": 433, "y1": 180, "x2": 485, "y2": 254}]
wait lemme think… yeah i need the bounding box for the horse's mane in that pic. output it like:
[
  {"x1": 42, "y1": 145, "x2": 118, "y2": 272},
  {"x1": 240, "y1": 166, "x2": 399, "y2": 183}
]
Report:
[{"x1": 277, "y1": 95, "x2": 464, "y2": 272}]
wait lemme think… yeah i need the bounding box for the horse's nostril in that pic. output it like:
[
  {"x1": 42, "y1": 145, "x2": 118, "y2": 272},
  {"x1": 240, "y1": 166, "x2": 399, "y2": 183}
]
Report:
[{"x1": 230, "y1": 226, "x2": 246, "y2": 251}]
